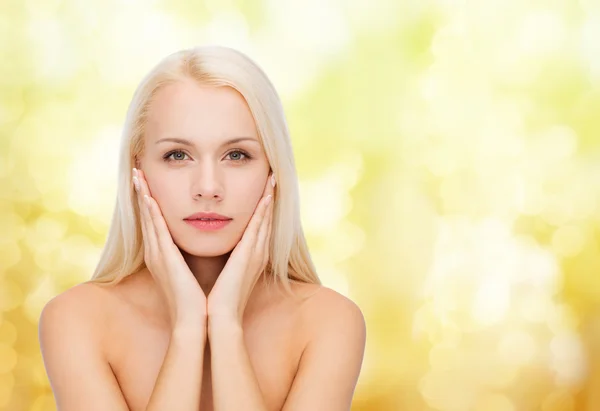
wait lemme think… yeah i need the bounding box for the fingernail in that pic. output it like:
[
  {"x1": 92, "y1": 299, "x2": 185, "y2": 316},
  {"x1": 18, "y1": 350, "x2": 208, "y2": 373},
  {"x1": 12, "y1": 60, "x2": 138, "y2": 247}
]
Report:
[
  {"x1": 270, "y1": 174, "x2": 276, "y2": 188},
  {"x1": 265, "y1": 195, "x2": 272, "y2": 205},
  {"x1": 132, "y1": 176, "x2": 140, "y2": 192},
  {"x1": 133, "y1": 168, "x2": 138, "y2": 178}
]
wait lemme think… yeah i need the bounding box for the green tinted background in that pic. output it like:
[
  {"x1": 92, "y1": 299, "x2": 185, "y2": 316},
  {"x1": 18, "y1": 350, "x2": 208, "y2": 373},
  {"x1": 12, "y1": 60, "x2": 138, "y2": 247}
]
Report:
[{"x1": 2, "y1": 0, "x2": 600, "y2": 410}]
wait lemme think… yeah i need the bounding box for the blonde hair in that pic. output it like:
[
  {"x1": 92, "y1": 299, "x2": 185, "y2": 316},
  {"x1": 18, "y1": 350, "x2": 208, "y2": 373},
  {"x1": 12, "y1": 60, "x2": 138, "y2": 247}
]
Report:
[{"x1": 88, "y1": 45, "x2": 321, "y2": 297}]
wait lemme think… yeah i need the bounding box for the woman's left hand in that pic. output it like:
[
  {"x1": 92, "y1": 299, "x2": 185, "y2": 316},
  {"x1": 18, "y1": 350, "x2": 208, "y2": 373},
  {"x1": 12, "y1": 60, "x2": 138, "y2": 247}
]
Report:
[{"x1": 206, "y1": 171, "x2": 276, "y2": 328}]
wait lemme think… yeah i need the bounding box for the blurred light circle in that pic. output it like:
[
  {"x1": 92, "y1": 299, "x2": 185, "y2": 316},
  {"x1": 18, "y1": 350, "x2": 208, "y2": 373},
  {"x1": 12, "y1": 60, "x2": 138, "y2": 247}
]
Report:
[
  {"x1": 541, "y1": 389, "x2": 575, "y2": 411},
  {"x1": 429, "y1": 343, "x2": 460, "y2": 371},
  {"x1": 0, "y1": 343, "x2": 17, "y2": 373},
  {"x1": 0, "y1": 280, "x2": 23, "y2": 312},
  {"x1": 29, "y1": 393, "x2": 56, "y2": 411},
  {"x1": 0, "y1": 371, "x2": 14, "y2": 407},
  {"x1": 474, "y1": 393, "x2": 515, "y2": 411},
  {"x1": 551, "y1": 225, "x2": 586, "y2": 258},
  {"x1": 550, "y1": 332, "x2": 587, "y2": 387},
  {"x1": 0, "y1": 320, "x2": 17, "y2": 346},
  {"x1": 497, "y1": 330, "x2": 537, "y2": 366}
]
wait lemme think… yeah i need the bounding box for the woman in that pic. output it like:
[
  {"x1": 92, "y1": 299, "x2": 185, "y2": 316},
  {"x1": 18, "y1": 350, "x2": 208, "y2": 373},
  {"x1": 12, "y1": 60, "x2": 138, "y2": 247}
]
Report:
[{"x1": 39, "y1": 45, "x2": 367, "y2": 411}]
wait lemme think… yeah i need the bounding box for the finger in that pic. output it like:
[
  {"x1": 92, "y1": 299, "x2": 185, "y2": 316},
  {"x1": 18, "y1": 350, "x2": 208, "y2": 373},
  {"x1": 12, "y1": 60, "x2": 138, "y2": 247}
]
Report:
[
  {"x1": 264, "y1": 170, "x2": 276, "y2": 197},
  {"x1": 264, "y1": 172, "x2": 275, "y2": 267},
  {"x1": 241, "y1": 180, "x2": 271, "y2": 241},
  {"x1": 256, "y1": 193, "x2": 272, "y2": 250},
  {"x1": 257, "y1": 198, "x2": 273, "y2": 267},
  {"x1": 136, "y1": 169, "x2": 158, "y2": 254},
  {"x1": 244, "y1": 194, "x2": 272, "y2": 245},
  {"x1": 133, "y1": 170, "x2": 151, "y2": 258},
  {"x1": 144, "y1": 191, "x2": 179, "y2": 256},
  {"x1": 137, "y1": 170, "x2": 184, "y2": 262},
  {"x1": 267, "y1": 197, "x2": 274, "y2": 247},
  {"x1": 256, "y1": 174, "x2": 275, "y2": 252},
  {"x1": 241, "y1": 172, "x2": 275, "y2": 245}
]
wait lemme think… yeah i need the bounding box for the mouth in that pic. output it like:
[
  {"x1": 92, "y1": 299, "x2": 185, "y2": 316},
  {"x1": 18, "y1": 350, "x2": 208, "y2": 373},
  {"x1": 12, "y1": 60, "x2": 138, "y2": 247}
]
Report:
[
  {"x1": 184, "y1": 218, "x2": 232, "y2": 231},
  {"x1": 185, "y1": 217, "x2": 231, "y2": 221},
  {"x1": 184, "y1": 212, "x2": 232, "y2": 221}
]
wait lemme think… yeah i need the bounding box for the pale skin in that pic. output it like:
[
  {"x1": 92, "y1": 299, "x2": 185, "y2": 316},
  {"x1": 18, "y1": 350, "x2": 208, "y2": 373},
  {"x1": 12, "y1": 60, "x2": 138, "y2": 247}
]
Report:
[
  {"x1": 38, "y1": 80, "x2": 367, "y2": 411},
  {"x1": 132, "y1": 164, "x2": 275, "y2": 330},
  {"x1": 134, "y1": 164, "x2": 274, "y2": 410}
]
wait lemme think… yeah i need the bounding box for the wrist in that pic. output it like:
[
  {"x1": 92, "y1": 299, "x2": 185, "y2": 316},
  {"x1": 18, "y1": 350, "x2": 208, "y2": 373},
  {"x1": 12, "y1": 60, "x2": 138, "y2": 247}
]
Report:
[
  {"x1": 207, "y1": 315, "x2": 242, "y2": 334},
  {"x1": 172, "y1": 317, "x2": 208, "y2": 336},
  {"x1": 172, "y1": 307, "x2": 207, "y2": 325}
]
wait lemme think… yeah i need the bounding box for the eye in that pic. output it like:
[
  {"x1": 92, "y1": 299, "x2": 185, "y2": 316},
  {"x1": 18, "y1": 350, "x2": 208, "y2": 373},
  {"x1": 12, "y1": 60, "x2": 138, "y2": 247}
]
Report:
[
  {"x1": 226, "y1": 150, "x2": 252, "y2": 163},
  {"x1": 163, "y1": 150, "x2": 189, "y2": 162},
  {"x1": 163, "y1": 149, "x2": 252, "y2": 163}
]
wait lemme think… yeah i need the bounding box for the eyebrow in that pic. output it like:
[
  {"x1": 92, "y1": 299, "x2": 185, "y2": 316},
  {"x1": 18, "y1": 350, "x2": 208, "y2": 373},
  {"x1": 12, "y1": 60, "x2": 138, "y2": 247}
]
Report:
[{"x1": 155, "y1": 136, "x2": 259, "y2": 147}]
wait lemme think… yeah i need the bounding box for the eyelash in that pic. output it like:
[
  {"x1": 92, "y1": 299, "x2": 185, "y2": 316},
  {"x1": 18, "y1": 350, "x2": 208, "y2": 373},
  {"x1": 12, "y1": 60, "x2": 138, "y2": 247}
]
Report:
[{"x1": 163, "y1": 149, "x2": 253, "y2": 164}]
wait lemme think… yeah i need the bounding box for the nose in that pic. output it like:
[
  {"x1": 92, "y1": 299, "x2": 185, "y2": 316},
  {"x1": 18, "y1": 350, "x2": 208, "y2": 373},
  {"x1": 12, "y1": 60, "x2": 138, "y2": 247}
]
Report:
[{"x1": 191, "y1": 163, "x2": 224, "y2": 201}]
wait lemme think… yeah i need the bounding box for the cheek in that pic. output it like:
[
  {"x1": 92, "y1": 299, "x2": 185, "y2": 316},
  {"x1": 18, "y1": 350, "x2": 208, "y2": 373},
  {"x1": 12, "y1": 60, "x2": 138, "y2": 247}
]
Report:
[
  {"x1": 146, "y1": 176, "x2": 165, "y2": 199},
  {"x1": 145, "y1": 175, "x2": 178, "y2": 212},
  {"x1": 234, "y1": 178, "x2": 265, "y2": 210}
]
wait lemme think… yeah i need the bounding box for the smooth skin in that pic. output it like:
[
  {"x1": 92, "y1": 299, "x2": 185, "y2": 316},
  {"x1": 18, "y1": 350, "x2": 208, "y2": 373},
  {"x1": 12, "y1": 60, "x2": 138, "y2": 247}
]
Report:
[
  {"x1": 132, "y1": 166, "x2": 274, "y2": 329},
  {"x1": 39, "y1": 82, "x2": 366, "y2": 411},
  {"x1": 133, "y1": 165, "x2": 274, "y2": 411},
  {"x1": 132, "y1": 166, "x2": 207, "y2": 328}
]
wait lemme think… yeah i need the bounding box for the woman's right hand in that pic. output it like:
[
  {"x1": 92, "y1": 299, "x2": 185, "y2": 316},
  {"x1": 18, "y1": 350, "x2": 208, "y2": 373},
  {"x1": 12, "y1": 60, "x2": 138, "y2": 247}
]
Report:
[{"x1": 132, "y1": 167, "x2": 207, "y2": 330}]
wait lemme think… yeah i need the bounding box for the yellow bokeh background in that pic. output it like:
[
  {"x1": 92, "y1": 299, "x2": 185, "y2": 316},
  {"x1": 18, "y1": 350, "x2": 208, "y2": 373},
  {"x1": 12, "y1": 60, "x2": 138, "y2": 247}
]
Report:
[{"x1": 2, "y1": 0, "x2": 600, "y2": 410}]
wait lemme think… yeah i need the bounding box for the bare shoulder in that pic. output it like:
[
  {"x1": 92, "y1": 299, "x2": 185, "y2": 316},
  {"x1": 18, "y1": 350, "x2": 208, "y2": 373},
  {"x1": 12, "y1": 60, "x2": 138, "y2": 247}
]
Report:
[
  {"x1": 297, "y1": 284, "x2": 366, "y2": 333},
  {"x1": 39, "y1": 281, "x2": 117, "y2": 347},
  {"x1": 41, "y1": 281, "x2": 112, "y2": 323},
  {"x1": 281, "y1": 280, "x2": 366, "y2": 348},
  {"x1": 278, "y1": 283, "x2": 367, "y2": 410},
  {"x1": 38, "y1": 282, "x2": 130, "y2": 411}
]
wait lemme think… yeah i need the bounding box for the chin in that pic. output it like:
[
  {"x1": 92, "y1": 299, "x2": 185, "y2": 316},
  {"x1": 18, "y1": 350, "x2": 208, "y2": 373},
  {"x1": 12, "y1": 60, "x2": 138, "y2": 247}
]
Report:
[{"x1": 174, "y1": 236, "x2": 236, "y2": 258}]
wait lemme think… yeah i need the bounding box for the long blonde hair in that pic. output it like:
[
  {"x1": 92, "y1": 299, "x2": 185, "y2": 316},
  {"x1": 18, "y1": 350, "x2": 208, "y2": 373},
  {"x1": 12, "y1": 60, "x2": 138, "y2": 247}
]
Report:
[{"x1": 88, "y1": 45, "x2": 321, "y2": 296}]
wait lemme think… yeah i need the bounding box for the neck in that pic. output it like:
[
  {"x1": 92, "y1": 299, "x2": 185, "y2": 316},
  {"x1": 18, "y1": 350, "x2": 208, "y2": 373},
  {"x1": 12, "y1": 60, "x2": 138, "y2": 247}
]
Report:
[
  {"x1": 136, "y1": 251, "x2": 272, "y2": 327},
  {"x1": 181, "y1": 250, "x2": 231, "y2": 296}
]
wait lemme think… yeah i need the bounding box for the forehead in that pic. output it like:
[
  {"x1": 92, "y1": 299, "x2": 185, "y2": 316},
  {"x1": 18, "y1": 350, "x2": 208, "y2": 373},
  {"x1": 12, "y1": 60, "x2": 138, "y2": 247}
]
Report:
[{"x1": 145, "y1": 80, "x2": 258, "y2": 143}]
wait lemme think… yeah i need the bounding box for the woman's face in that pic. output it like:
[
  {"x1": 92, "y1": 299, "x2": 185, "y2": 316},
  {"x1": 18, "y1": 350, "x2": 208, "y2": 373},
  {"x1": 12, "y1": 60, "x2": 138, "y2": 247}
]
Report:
[{"x1": 138, "y1": 79, "x2": 271, "y2": 257}]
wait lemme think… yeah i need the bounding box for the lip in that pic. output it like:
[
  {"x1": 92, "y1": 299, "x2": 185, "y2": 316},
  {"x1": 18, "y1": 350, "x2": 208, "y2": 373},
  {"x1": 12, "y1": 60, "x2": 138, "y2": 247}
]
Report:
[
  {"x1": 184, "y1": 212, "x2": 232, "y2": 221},
  {"x1": 183, "y1": 212, "x2": 232, "y2": 232},
  {"x1": 184, "y1": 219, "x2": 232, "y2": 231}
]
